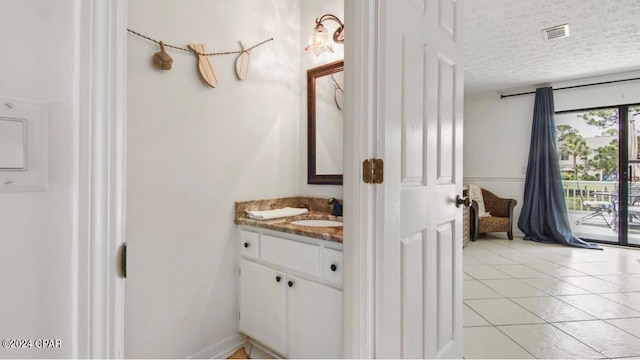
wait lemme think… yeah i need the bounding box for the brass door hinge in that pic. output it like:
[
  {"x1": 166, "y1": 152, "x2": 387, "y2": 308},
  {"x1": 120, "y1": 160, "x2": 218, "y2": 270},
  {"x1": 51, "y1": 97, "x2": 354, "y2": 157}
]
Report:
[{"x1": 363, "y1": 159, "x2": 384, "y2": 184}]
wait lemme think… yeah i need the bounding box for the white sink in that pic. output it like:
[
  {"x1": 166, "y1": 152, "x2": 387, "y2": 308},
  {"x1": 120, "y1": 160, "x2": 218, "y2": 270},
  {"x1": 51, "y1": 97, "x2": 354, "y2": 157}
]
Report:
[{"x1": 290, "y1": 219, "x2": 343, "y2": 227}]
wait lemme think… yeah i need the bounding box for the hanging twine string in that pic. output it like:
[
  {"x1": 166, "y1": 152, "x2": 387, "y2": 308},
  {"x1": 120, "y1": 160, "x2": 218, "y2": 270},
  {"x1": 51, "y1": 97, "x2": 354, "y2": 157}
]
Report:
[{"x1": 127, "y1": 28, "x2": 274, "y2": 56}]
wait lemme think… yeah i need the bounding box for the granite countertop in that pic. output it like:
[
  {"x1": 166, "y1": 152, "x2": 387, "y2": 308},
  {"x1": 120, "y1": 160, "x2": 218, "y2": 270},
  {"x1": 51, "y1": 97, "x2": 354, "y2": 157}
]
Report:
[{"x1": 235, "y1": 197, "x2": 343, "y2": 243}]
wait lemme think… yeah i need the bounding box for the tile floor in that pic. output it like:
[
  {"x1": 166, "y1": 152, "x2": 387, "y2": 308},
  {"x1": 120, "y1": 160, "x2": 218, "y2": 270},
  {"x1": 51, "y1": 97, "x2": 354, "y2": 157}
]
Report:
[
  {"x1": 464, "y1": 234, "x2": 640, "y2": 359},
  {"x1": 234, "y1": 235, "x2": 640, "y2": 359}
]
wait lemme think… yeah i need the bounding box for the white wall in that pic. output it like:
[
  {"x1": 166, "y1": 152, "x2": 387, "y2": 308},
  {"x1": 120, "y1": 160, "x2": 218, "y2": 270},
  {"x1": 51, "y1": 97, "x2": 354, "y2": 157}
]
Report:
[
  {"x1": 0, "y1": 0, "x2": 77, "y2": 358},
  {"x1": 464, "y1": 71, "x2": 640, "y2": 237},
  {"x1": 126, "y1": 1, "x2": 306, "y2": 357}
]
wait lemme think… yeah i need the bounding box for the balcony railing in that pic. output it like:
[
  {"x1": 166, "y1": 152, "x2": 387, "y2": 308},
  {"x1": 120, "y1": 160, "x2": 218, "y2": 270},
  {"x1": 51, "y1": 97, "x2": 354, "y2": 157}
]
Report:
[{"x1": 562, "y1": 180, "x2": 617, "y2": 212}]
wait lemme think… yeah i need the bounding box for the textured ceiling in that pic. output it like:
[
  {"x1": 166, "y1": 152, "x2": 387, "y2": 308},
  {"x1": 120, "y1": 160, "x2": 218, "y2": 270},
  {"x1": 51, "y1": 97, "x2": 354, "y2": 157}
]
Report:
[{"x1": 464, "y1": 0, "x2": 640, "y2": 94}]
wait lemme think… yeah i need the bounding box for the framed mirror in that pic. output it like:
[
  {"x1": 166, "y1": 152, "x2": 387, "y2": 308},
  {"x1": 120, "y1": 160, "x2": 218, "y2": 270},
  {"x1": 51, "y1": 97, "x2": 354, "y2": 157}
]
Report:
[{"x1": 307, "y1": 60, "x2": 344, "y2": 185}]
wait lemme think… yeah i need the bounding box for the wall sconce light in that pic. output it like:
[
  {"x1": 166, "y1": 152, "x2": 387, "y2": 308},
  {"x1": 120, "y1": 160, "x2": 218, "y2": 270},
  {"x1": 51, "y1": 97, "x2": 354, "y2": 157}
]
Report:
[{"x1": 304, "y1": 14, "x2": 344, "y2": 56}]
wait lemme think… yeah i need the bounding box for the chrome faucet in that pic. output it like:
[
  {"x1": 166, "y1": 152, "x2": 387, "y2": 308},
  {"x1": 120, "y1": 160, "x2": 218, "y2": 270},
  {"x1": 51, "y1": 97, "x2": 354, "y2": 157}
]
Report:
[{"x1": 328, "y1": 198, "x2": 343, "y2": 217}]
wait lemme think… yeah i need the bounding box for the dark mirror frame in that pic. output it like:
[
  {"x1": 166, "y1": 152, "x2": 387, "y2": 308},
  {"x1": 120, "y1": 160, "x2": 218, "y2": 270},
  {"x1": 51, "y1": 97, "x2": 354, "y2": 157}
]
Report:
[{"x1": 307, "y1": 59, "x2": 344, "y2": 185}]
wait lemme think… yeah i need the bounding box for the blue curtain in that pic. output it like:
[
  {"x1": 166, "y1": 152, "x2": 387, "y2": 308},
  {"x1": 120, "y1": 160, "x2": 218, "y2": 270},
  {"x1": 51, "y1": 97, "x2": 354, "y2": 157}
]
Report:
[{"x1": 518, "y1": 87, "x2": 602, "y2": 250}]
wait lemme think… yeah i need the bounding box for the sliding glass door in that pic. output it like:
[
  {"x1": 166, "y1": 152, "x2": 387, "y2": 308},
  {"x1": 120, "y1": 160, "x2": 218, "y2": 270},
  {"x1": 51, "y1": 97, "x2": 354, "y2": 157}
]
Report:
[
  {"x1": 625, "y1": 108, "x2": 640, "y2": 246},
  {"x1": 557, "y1": 108, "x2": 619, "y2": 243},
  {"x1": 557, "y1": 104, "x2": 640, "y2": 246}
]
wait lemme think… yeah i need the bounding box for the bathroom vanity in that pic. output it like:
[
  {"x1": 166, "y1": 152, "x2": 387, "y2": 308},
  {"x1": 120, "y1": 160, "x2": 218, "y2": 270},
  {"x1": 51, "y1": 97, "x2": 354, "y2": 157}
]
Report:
[{"x1": 235, "y1": 198, "x2": 343, "y2": 359}]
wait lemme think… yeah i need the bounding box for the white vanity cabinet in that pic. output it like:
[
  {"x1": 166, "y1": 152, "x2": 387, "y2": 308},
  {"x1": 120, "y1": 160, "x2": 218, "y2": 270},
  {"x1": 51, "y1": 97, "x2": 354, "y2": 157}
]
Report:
[
  {"x1": 239, "y1": 259, "x2": 287, "y2": 354},
  {"x1": 238, "y1": 228, "x2": 343, "y2": 359},
  {"x1": 287, "y1": 275, "x2": 342, "y2": 359}
]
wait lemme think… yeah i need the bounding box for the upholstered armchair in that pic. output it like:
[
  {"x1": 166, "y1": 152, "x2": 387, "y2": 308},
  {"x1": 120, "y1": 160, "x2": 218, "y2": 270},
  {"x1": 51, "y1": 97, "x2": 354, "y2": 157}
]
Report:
[{"x1": 469, "y1": 188, "x2": 517, "y2": 241}]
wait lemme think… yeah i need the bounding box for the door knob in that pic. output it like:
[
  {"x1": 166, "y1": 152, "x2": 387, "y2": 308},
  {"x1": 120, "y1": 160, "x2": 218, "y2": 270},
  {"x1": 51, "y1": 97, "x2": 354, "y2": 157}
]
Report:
[
  {"x1": 244, "y1": 242, "x2": 250, "y2": 248},
  {"x1": 330, "y1": 264, "x2": 337, "y2": 272},
  {"x1": 288, "y1": 280, "x2": 294, "y2": 288},
  {"x1": 276, "y1": 276, "x2": 282, "y2": 283},
  {"x1": 456, "y1": 195, "x2": 471, "y2": 208}
]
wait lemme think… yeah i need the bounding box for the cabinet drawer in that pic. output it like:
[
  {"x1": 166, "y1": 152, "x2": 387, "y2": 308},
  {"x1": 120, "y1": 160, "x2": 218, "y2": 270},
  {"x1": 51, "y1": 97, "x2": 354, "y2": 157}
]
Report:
[
  {"x1": 240, "y1": 230, "x2": 260, "y2": 259},
  {"x1": 261, "y1": 234, "x2": 319, "y2": 276},
  {"x1": 321, "y1": 247, "x2": 343, "y2": 286}
]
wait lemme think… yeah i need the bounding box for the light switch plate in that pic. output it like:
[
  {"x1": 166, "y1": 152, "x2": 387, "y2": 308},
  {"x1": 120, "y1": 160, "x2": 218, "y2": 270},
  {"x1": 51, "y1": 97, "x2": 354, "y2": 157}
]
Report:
[
  {"x1": 0, "y1": 98, "x2": 48, "y2": 192},
  {"x1": 0, "y1": 117, "x2": 27, "y2": 170}
]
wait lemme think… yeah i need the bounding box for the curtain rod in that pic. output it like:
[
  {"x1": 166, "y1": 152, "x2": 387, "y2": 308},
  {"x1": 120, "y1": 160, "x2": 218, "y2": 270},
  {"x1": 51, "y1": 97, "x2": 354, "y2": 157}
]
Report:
[{"x1": 500, "y1": 77, "x2": 640, "y2": 99}]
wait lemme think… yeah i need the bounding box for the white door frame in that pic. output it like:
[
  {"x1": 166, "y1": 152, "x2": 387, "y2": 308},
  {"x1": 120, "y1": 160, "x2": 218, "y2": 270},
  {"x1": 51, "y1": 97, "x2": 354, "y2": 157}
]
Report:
[
  {"x1": 91, "y1": 0, "x2": 378, "y2": 358},
  {"x1": 343, "y1": 0, "x2": 378, "y2": 358},
  {"x1": 77, "y1": 0, "x2": 127, "y2": 357},
  {"x1": 345, "y1": 0, "x2": 465, "y2": 357}
]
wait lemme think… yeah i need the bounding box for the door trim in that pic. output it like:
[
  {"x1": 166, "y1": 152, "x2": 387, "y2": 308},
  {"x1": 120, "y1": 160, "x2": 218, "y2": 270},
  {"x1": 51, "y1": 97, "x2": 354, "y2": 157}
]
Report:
[
  {"x1": 100, "y1": 0, "x2": 378, "y2": 358},
  {"x1": 78, "y1": 0, "x2": 128, "y2": 357},
  {"x1": 343, "y1": 0, "x2": 377, "y2": 358}
]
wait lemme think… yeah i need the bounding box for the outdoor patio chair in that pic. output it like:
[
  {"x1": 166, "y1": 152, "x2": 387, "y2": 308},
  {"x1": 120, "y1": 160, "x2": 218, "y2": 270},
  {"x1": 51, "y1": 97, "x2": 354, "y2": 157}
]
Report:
[
  {"x1": 628, "y1": 205, "x2": 640, "y2": 217},
  {"x1": 574, "y1": 183, "x2": 615, "y2": 228}
]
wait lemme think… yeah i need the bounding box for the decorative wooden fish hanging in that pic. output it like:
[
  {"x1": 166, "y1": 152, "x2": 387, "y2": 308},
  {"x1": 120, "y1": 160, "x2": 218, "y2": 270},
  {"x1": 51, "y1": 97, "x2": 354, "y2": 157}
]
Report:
[
  {"x1": 152, "y1": 41, "x2": 173, "y2": 70},
  {"x1": 235, "y1": 42, "x2": 250, "y2": 80},
  {"x1": 128, "y1": 29, "x2": 275, "y2": 86},
  {"x1": 188, "y1": 44, "x2": 218, "y2": 88}
]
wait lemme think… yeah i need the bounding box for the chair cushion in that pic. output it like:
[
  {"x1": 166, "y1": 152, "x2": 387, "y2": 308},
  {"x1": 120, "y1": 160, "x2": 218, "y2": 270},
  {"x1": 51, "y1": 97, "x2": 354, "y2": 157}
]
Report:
[
  {"x1": 478, "y1": 216, "x2": 510, "y2": 234},
  {"x1": 583, "y1": 201, "x2": 612, "y2": 209}
]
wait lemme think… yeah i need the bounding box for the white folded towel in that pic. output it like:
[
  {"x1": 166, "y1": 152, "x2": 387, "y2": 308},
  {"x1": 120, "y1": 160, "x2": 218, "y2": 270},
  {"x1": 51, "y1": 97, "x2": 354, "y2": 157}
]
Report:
[
  {"x1": 468, "y1": 184, "x2": 491, "y2": 218},
  {"x1": 246, "y1": 207, "x2": 309, "y2": 220}
]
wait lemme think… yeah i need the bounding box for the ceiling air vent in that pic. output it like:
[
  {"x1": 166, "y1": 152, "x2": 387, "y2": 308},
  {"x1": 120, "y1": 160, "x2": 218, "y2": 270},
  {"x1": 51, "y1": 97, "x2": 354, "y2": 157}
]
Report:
[{"x1": 542, "y1": 24, "x2": 570, "y2": 41}]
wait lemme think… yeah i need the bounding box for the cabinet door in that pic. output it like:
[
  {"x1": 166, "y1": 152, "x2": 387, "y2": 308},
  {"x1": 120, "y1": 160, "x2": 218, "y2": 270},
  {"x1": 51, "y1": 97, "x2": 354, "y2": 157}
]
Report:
[
  {"x1": 239, "y1": 259, "x2": 286, "y2": 355},
  {"x1": 287, "y1": 276, "x2": 342, "y2": 359}
]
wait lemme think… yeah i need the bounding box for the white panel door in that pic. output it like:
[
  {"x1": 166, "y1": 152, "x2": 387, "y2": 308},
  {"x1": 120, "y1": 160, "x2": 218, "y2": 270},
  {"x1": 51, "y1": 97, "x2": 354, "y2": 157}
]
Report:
[
  {"x1": 376, "y1": 0, "x2": 464, "y2": 358},
  {"x1": 238, "y1": 260, "x2": 287, "y2": 355},
  {"x1": 287, "y1": 276, "x2": 343, "y2": 359}
]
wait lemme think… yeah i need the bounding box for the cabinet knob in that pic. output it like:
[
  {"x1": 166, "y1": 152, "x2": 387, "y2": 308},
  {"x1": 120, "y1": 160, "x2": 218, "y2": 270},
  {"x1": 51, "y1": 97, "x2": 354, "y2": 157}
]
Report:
[
  {"x1": 288, "y1": 280, "x2": 294, "y2": 288},
  {"x1": 275, "y1": 276, "x2": 281, "y2": 283},
  {"x1": 244, "y1": 242, "x2": 250, "y2": 248},
  {"x1": 330, "y1": 264, "x2": 337, "y2": 272}
]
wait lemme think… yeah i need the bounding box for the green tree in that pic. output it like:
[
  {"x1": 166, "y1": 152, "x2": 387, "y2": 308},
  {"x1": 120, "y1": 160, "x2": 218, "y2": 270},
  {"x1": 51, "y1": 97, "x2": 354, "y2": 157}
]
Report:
[
  {"x1": 581, "y1": 107, "x2": 640, "y2": 129},
  {"x1": 581, "y1": 110, "x2": 619, "y2": 128},
  {"x1": 556, "y1": 124, "x2": 578, "y2": 141},
  {"x1": 598, "y1": 128, "x2": 618, "y2": 137},
  {"x1": 587, "y1": 140, "x2": 619, "y2": 181},
  {"x1": 559, "y1": 134, "x2": 591, "y2": 178}
]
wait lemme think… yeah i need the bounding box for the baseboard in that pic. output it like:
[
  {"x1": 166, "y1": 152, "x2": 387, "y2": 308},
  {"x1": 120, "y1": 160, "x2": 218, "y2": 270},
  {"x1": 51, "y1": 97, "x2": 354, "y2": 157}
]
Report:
[
  {"x1": 464, "y1": 176, "x2": 526, "y2": 182},
  {"x1": 246, "y1": 339, "x2": 282, "y2": 359},
  {"x1": 187, "y1": 333, "x2": 248, "y2": 359}
]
